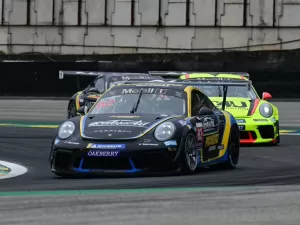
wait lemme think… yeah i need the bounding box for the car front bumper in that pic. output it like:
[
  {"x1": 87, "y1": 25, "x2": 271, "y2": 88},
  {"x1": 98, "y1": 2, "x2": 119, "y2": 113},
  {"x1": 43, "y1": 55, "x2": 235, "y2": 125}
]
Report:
[
  {"x1": 236, "y1": 118, "x2": 279, "y2": 144},
  {"x1": 49, "y1": 146, "x2": 179, "y2": 176}
]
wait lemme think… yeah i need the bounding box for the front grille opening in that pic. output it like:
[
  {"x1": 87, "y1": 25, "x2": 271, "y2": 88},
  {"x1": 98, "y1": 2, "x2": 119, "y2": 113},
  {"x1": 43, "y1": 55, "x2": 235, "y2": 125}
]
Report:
[
  {"x1": 54, "y1": 152, "x2": 72, "y2": 170},
  {"x1": 82, "y1": 157, "x2": 132, "y2": 170},
  {"x1": 132, "y1": 153, "x2": 174, "y2": 171},
  {"x1": 239, "y1": 131, "x2": 257, "y2": 140},
  {"x1": 258, "y1": 125, "x2": 274, "y2": 139},
  {"x1": 73, "y1": 157, "x2": 82, "y2": 168}
]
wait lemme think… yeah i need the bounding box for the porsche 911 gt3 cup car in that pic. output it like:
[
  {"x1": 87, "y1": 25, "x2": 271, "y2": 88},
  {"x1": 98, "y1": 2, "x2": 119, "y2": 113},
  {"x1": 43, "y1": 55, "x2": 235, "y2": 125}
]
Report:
[
  {"x1": 49, "y1": 81, "x2": 242, "y2": 177},
  {"x1": 58, "y1": 70, "x2": 164, "y2": 119},
  {"x1": 174, "y1": 73, "x2": 280, "y2": 145}
]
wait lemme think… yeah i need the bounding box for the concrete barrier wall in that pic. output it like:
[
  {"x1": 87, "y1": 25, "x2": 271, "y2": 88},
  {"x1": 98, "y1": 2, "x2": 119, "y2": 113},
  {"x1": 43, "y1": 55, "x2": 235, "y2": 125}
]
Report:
[{"x1": 0, "y1": 0, "x2": 299, "y2": 54}]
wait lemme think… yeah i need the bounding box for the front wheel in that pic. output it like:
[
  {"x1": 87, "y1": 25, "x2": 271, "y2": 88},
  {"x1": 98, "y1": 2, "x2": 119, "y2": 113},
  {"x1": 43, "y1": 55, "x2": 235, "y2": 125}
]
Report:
[
  {"x1": 179, "y1": 132, "x2": 198, "y2": 174},
  {"x1": 220, "y1": 125, "x2": 240, "y2": 169}
]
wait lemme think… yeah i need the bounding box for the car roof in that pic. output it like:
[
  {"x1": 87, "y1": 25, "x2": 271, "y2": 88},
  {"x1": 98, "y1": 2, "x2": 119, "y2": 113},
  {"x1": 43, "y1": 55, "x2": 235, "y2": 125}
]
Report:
[{"x1": 179, "y1": 73, "x2": 249, "y2": 80}]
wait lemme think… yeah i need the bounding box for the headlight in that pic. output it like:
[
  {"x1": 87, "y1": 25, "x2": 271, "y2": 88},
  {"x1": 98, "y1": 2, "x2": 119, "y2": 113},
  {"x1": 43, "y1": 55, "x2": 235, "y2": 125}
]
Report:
[
  {"x1": 154, "y1": 122, "x2": 176, "y2": 141},
  {"x1": 259, "y1": 103, "x2": 273, "y2": 118},
  {"x1": 58, "y1": 121, "x2": 75, "y2": 139}
]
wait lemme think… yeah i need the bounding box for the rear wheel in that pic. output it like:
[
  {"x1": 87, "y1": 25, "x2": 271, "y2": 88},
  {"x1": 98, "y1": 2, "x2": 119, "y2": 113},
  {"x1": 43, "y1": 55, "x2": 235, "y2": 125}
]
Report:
[
  {"x1": 274, "y1": 120, "x2": 280, "y2": 145},
  {"x1": 67, "y1": 101, "x2": 77, "y2": 119},
  {"x1": 219, "y1": 125, "x2": 240, "y2": 169},
  {"x1": 179, "y1": 132, "x2": 198, "y2": 174}
]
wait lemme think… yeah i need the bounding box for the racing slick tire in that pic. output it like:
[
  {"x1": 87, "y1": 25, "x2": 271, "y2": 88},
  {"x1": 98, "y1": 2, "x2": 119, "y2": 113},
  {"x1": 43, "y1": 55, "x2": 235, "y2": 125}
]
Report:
[
  {"x1": 211, "y1": 124, "x2": 240, "y2": 170},
  {"x1": 67, "y1": 101, "x2": 77, "y2": 119},
  {"x1": 219, "y1": 124, "x2": 240, "y2": 169},
  {"x1": 179, "y1": 131, "x2": 198, "y2": 174},
  {"x1": 272, "y1": 120, "x2": 280, "y2": 146}
]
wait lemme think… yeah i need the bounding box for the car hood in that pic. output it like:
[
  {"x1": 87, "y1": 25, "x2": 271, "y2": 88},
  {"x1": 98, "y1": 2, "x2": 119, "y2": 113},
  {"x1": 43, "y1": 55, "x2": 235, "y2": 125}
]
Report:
[
  {"x1": 80, "y1": 113, "x2": 181, "y2": 140},
  {"x1": 210, "y1": 97, "x2": 254, "y2": 118}
]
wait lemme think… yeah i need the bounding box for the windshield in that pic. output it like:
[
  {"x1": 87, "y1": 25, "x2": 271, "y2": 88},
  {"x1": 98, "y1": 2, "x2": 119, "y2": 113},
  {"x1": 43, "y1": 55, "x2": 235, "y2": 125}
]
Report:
[
  {"x1": 192, "y1": 85, "x2": 258, "y2": 99},
  {"x1": 89, "y1": 87, "x2": 187, "y2": 115}
]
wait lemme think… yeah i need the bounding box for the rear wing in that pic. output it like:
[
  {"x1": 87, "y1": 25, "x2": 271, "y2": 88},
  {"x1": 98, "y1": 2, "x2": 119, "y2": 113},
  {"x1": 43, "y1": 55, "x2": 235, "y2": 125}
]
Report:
[
  {"x1": 148, "y1": 71, "x2": 250, "y2": 79},
  {"x1": 174, "y1": 80, "x2": 252, "y2": 110},
  {"x1": 59, "y1": 70, "x2": 148, "y2": 79}
]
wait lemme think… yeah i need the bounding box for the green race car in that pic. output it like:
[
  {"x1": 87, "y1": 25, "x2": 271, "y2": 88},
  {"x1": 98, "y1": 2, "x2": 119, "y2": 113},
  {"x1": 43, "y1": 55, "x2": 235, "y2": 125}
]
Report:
[{"x1": 170, "y1": 72, "x2": 280, "y2": 145}]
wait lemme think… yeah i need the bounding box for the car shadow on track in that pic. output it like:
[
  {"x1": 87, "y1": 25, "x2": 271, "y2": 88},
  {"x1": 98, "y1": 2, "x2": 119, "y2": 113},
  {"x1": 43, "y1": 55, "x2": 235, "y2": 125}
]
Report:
[{"x1": 51, "y1": 166, "x2": 246, "y2": 180}]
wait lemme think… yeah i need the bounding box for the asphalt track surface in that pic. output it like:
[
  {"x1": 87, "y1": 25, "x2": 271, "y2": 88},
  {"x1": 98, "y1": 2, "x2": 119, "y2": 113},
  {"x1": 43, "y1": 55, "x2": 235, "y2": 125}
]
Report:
[
  {"x1": 0, "y1": 99, "x2": 299, "y2": 126},
  {"x1": 1, "y1": 99, "x2": 300, "y2": 224}
]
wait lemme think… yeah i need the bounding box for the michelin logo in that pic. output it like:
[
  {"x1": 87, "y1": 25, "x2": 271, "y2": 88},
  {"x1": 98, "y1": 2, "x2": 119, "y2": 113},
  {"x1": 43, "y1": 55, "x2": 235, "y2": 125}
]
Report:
[
  {"x1": 164, "y1": 140, "x2": 177, "y2": 146},
  {"x1": 90, "y1": 144, "x2": 126, "y2": 149}
]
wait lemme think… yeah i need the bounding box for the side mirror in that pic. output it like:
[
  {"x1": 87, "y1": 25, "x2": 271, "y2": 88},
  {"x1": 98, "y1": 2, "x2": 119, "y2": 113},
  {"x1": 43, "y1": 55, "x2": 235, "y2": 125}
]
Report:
[
  {"x1": 198, "y1": 107, "x2": 214, "y2": 117},
  {"x1": 77, "y1": 106, "x2": 88, "y2": 115},
  {"x1": 262, "y1": 92, "x2": 272, "y2": 100},
  {"x1": 89, "y1": 87, "x2": 100, "y2": 93}
]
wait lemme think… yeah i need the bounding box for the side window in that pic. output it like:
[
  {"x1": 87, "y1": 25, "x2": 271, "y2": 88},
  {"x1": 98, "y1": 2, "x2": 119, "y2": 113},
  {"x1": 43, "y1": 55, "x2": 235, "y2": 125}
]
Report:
[
  {"x1": 203, "y1": 96, "x2": 215, "y2": 110},
  {"x1": 191, "y1": 90, "x2": 205, "y2": 116},
  {"x1": 94, "y1": 77, "x2": 105, "y2": 93}
]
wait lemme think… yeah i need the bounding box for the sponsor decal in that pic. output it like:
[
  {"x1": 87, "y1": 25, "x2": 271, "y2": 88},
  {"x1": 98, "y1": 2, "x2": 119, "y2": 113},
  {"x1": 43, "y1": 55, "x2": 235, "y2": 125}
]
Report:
[
  {"x1": 253, "y1": 119, "x2": 268, "y2": 122},
  {"x1": 65, "y1": 141, "x2": 80, "y2": 145},
  {"x1": 139, "y1": 143, "x2": 159, "y2": 146},
  {"x1": 178, "y1": 120, "x2": 187, "y2": 126},
  {"x1": 217, "y1": 144, "x2": 224, "y2": 150},
  {"x1": 64, "y1": 137, "x2": 80, "y2": 145},
  {"x1": 93, "y1": 129, "x2": 131, "y2": 133},
  {"x1": 133, "y1": 83, "x2": 182, "y2": 87},
  {"x1": 87, "y1": 150, "x2": 120, "y2": 157},
  {"x1": 196, "y1": 122, "x2": 204, "y2": 142},
  {"x1": 202, "y1": 117, "x2": 216, "y2": 132},
  {"x1": 121, "y1": 75, "x2": 149, "y2": 80},
  {"x1": 238, "y1": 125, "x2": 245, "y2": 130},
  {"x1": 90, "y1": 144, "x2": 126, "y2": 149},
  {"x1": 121, "y1": 88, "x2": 167, "y2": 94},
  {"x1": 109, "y1": 115, "x2": 140, "y2": 118},
  {"x1": 208, "y1": 145, "x2": 216, "y2": 151},
  {"x1": 213, "y1": 101, "x2": 248, "y2": 109},
  {"x1": 205, "y1": 133, "x2": 219, "y2": 147},
  {"x1": 97, "y1": 99, "x2": 115, "y2": 108},
  {"x1": 88, "y1": 120, "x2": 150, "y2": 128},
  {"x1": 0, "y1": 165, "x2": 10, "y2": 176},
  {"x1": 236, "y1": 119, "x2": 246, "y2": 123},
  {"x1": 164, "y1": 140, "x2": 177, "y2": 146}
]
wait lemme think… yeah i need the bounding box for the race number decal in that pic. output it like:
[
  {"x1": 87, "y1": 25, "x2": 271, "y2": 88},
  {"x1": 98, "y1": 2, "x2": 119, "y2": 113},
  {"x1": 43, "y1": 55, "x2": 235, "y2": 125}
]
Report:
[{"x1": 196, "y1": 122, "x2": 204, "y2": 142}]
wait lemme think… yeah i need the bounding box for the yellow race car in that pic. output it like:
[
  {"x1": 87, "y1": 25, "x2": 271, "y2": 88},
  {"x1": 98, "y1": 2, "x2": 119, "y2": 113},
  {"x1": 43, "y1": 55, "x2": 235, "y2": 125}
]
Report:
[{"x1": 151, "y1": 72, "x2": 280, "y2": 145}]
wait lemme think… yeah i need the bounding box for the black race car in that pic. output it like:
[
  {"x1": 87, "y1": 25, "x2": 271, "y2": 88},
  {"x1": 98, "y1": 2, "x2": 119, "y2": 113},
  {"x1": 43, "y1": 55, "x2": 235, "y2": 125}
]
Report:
[
  {"x1": 49, "y1": 81, "x2": 242, "y2": 177},
  {"x1": 59, "y1": 70, "x2": 163, "y2": 118}
]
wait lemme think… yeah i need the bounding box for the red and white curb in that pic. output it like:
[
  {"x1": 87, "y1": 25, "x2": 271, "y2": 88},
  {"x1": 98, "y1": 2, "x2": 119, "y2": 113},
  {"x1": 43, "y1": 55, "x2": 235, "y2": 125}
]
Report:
[{"x1": 0, "y1": 160, "x2": 27, "y2": 179}]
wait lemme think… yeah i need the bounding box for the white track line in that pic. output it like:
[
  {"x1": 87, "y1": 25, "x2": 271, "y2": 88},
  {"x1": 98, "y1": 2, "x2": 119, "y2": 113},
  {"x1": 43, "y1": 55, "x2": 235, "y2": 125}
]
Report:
[{"x1": 0, "y1": 161, "x2": 27, "y2": 179}]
